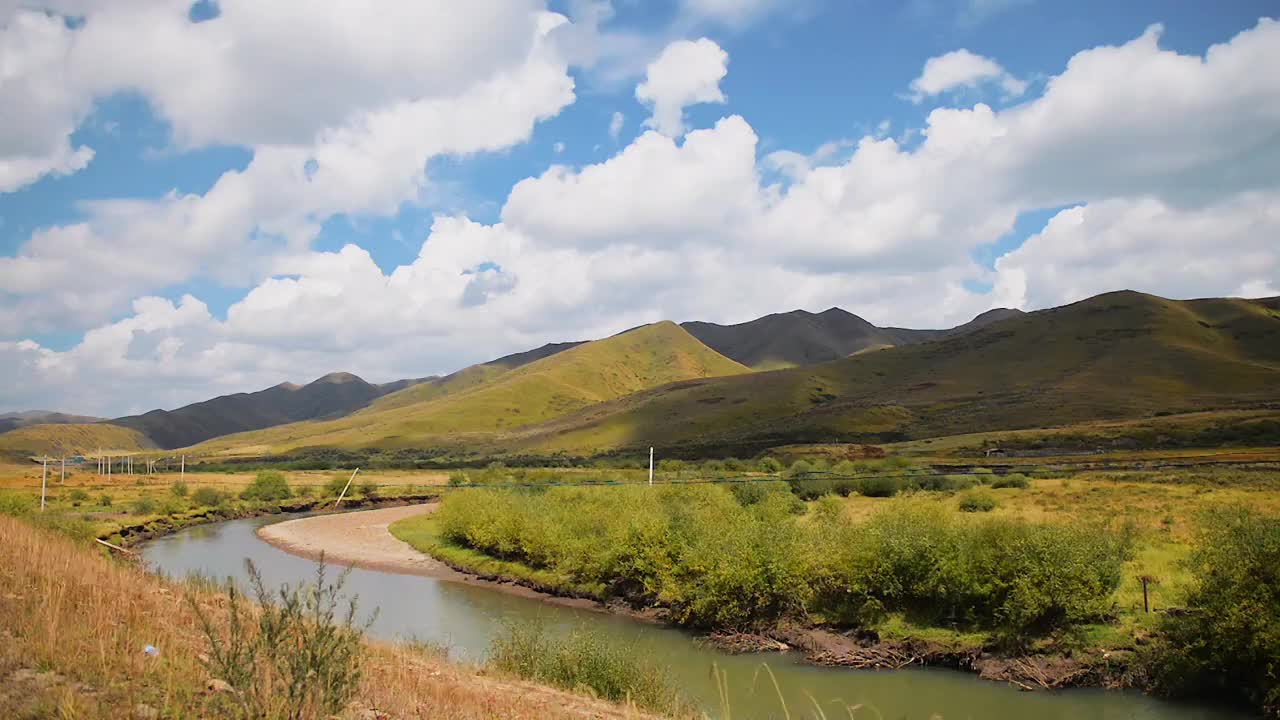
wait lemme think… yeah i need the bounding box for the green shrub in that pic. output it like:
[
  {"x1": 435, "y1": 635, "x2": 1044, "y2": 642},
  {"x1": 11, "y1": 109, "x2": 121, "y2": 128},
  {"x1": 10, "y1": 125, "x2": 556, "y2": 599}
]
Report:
[
  {"x1": 131, "y1": 498, "x2": 158, "y2": 515},
  {"x1": 192, "y1": 559, "x2": 369, "y2": 719},
  {"x1": 357, "y1": 482, "x2": 379, "y2": 499},
  {"x1": 786, "y1": 459, "x2": 813, "y2": 477},
  {"x1": 98, "y1": 494, "x2": 112, "y2": 508},
  {"x1": 487, "y1": 623, "x2": 684, "y2": 714},
  {"x1": 0, "y1": 492, "x2": 36, "y2": 516},
  {"x1": 958, "y1": 492, "x2": 998, "y2": 513},
  {"x1": 1146, "y1": 507, "x2": 1280, "y2": 717},
  {"x1": 325, "y1": 474, "x2": 351, "y2": 496},
  {"x1": 856, "y1": 475, "x2": 902, "y2": 497},
  {"x1": 432, "y1": 487, "x2": 1128, "y2": 638},
  {"x1": 68, "y1": 489, "x2": 90, "y2": 506},
  {"x1": 446, "y1": 471, "x2": 469, "y2": 487},
  {"x1": 757, "y1": 456, "x2": 783, "y2": 473},
  {"x1": 240, "y1": 471, "x2": 292, "y2": 502},
  {"x1": 171, "y1": 480, "x2": 189, "y2": 497},
  {"x1": 990, "y1": 473, "x2": 1030, "y2": 489},
  {"x1": 192, "y1": 487, "x2": 226, "y2": 507}
]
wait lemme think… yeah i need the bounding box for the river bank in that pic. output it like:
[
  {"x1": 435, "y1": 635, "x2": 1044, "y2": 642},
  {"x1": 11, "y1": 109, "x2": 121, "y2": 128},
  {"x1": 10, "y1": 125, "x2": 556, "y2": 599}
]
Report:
[{"x1": 263, "y1": 503, "x2": 1136, "y2": 694}]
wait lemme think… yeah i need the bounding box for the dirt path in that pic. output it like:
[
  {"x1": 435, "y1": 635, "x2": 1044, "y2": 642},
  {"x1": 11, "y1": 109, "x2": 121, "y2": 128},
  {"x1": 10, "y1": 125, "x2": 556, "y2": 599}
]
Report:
[
  {"x1": 256, "y1": 504, "x2": 463, "y2": 579},
  {"x1": 256, "y1": 504, "x2": 601, "y2": 608}
]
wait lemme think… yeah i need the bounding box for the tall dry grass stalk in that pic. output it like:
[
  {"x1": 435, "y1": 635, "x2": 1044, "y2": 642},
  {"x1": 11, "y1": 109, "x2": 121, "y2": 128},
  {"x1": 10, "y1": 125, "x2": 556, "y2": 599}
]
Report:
[{"x1": 0, "y1": 515, "x2": 658, "y2": 719}]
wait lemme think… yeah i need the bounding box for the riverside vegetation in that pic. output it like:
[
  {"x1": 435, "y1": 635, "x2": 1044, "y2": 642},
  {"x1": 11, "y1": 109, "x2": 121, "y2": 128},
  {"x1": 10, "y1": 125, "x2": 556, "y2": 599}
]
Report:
[
  {"x1": 396, "y1": 460, "x2": 1280, "y2": 717},
  {"x1": 0, "y1": 491, "x2": 685, "y2": 718}
]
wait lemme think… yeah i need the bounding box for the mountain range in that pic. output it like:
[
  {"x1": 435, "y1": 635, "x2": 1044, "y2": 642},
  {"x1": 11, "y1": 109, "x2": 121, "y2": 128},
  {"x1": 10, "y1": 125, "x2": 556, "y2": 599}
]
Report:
[{"x1": 2, "y1": 292, "x2": 1277, "y2": 459}]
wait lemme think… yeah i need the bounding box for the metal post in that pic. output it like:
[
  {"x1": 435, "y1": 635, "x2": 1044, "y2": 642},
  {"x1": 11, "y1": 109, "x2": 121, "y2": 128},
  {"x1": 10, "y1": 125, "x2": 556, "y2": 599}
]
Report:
[
  {"x1": 180, "y1": 455, "x2": 185, "y2": 482},
  {"x1": 60, "y1": 457, "x2": 65, "y2": 483},
  {"x1": 40, "y1": 457, "x2": 48, "y2": 511},
  {"x1": 333, "y1": 468, "x2": 360, "y2": 508},
  {"x1": 649, "y1": 447, "x2": 654, "y2": 486}
]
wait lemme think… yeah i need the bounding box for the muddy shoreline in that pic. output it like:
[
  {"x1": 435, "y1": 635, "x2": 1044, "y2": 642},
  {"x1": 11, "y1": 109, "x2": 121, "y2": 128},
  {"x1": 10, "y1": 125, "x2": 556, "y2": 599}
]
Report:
[{"x1": 255, "y1": 504, "x2": 1136, "y2": 693}]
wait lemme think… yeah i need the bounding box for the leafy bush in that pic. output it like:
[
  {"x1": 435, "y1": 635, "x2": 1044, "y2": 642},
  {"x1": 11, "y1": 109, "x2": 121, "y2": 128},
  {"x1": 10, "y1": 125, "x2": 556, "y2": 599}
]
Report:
[
  {"x1": 990, "y1": 473, "x2": 1030, "y2": 489},
  {"x1": 434, "y1": 487, "x2": 1127, "y2": 638},
  {"x1": 239, "y1": 471, "x2": 292, "y2": 502},
  {"x1": 192, "y1": 486, "x2": 227, "y2": 507},
  {"x1": 446, "y1": 471, "x2": 469, "y2": 487},
  {"x1": 757, "y1": 457, "x2": 783, "y2": 474},
  {"x1": 98, "y1": 494, "x2": 112, "y2": 507},
  {"x1": 809, "y1": 500, "x2": 1130, "y2": 638},
  {"x1": 357, "y1": 481, "x2": 379, "y2": 499},
  {"x1": 171, "y1": 480, "x2": 189, "y2": 497},
  {"x1": 68, "y1": 489, "x2": 90, "y2": 506},
  {"x1": 958, "y1": 492, "x2": 998, "y2": 512},
  {"x1": 1146, "y1": 507, "x2": 1280, "y2": 717},
  {"x1": 131, "y1": 498, "x2": 157, "y2": 515},
  {"x1": 324, "y1": 474, "x2": 351, "y2": 496},
  {"x1": 192, "y1": 559, "x2": 369, "y2": 719},
  {"x1": 487, "y1": 623, "x2": 684, "y2": 714},
  {"x1": 0, "y1": 492, "x2": 35, "y2": 516}
]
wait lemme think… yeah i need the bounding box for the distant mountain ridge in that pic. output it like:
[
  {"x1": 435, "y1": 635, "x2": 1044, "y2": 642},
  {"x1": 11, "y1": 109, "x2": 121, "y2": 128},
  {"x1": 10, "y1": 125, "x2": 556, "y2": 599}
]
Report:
[
  {"x1": 505, "y1": 291, "x2": 1280, "y2": 455},
  {"x1": 108, "y1": 372, "x2": 431, "y2": 449},
  {"x1": 0, "y1": 410, "x2": 103, "y2": 435},
  {"x1": 188, "y1": 321, "x2": 749, "y2": 454},
  {"x1": 681, "y1": 306, "x2": 1025, "y2": 369}
]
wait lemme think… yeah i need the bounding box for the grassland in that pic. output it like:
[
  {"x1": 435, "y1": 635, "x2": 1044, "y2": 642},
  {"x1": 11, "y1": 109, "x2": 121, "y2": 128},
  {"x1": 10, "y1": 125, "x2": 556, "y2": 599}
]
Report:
[
  {"x1": 0, "y1": 422, "x2": 156, "y2": 459},
  {"x1": 187, "y1": 322, "x2": 749, "y2": 457}
]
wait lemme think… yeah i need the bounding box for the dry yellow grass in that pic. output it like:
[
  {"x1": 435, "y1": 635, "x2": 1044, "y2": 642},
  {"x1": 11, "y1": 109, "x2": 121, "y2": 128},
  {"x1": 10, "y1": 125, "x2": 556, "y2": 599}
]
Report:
[{"x1": 0, "y1": 515, "x2": 659, "y2": 719}]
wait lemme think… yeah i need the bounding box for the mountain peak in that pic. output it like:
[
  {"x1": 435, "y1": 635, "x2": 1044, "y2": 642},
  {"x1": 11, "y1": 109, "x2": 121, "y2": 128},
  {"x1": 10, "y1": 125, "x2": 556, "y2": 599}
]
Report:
[{"x1": 310, "y1": 371, "x2": 364, "y2": 385}]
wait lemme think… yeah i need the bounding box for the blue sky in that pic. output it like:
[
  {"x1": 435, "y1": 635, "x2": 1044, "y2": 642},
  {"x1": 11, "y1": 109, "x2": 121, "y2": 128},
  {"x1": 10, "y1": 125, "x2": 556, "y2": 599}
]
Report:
[{"x1": 1, "y1": 1, "x2": 1278, "y2": 415}]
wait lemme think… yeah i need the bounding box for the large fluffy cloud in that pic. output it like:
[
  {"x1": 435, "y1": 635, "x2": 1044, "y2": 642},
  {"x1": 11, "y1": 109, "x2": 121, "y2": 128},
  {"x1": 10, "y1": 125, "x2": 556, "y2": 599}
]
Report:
[{"x1": 0, "y1": 2, "x2": 577, "y2": 335}]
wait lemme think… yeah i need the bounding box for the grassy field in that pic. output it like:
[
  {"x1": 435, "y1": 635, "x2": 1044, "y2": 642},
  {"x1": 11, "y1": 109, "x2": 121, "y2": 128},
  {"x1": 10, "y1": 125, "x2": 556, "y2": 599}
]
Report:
[
  {"x1": 186, "y1": 322, "x2": 749, "y2": 457},
  {"x1": 0, "y1": 514, "x2": 667, "y2": 719}
]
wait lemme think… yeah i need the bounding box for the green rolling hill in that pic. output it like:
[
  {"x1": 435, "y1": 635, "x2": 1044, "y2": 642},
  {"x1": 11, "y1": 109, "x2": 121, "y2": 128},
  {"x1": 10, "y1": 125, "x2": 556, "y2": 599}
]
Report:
[
  {"x1": 188, "y1": 321, "x2": 749, "y2": 455},
  {"x1": 0, "y1": 423, "x2": 156, "y2": 460},
  {"x1": 497, "y1": 292, "x2": 1280, "y2": 456}
]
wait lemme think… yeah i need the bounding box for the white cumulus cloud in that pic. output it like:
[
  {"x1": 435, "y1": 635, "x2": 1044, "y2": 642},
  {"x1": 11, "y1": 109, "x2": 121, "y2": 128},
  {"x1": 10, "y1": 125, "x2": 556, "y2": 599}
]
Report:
[
  {"x1": 635, "y1": 38, "x2": 729, "y2": 137},
  {"x1": 909, "y1": 48, "x2": 1027, "y2": 102}
]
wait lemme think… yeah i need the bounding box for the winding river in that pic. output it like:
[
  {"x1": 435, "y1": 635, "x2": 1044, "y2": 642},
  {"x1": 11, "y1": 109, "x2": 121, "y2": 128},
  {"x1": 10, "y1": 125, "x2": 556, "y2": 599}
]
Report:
[{"x1": 142, "y1": 514, "x2": 1248, "y2": 720}]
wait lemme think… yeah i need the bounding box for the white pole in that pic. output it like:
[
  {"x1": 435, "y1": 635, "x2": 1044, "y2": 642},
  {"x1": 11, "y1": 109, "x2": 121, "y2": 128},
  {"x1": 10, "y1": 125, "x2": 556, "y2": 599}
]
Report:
[
  {"x1": 180, "y1": 455, "x2": 185, "y2": 482},
  {"x1": 108, "y1": 455, "x2": 111, "y2": 479},
  {"x1": 40, "y1": 457, "x2": 48, "y2": 511},
  {"x1": 60, "y1": 457, "x2": 65, "y2": 484},
  {"x1": 333, "y1": 468, "x2": 360, "y2": 509},
  {"x1": 649, "y1": 447, "x2": 654, "y2": 486}
]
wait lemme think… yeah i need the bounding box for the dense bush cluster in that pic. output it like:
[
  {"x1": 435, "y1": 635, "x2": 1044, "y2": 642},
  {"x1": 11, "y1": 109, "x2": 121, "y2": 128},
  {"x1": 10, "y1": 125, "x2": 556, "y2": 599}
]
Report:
[
  {"x1": 436, "y1": 486, "x2": 1130, "y2": 636},
  {"x1": 239, "y1": 471, "x2": 292, "y2": 502},
  {"x1": 1147, "y1": 507, "x2": 1280, "y2": 717}
]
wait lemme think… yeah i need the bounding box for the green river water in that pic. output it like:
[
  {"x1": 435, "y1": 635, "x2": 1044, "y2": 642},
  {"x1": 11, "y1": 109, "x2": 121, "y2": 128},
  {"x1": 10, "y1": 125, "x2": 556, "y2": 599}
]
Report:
[{"x1": 140, "y1": 515, "x2": 1250, "y2": 720}]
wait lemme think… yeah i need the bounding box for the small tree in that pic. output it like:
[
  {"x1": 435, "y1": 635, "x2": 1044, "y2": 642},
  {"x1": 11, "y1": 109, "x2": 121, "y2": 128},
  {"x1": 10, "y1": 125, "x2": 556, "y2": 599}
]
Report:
[{"x1": 240, "y1": 471, "x2": 292, "y2": 502}]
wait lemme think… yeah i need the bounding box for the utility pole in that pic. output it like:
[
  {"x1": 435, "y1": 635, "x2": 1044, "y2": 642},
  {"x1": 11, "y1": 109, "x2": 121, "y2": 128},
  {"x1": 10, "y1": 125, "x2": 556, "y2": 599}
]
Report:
[
  {"x1": 649, "y1": 447, "x2": 654, "y2": 486},
  {"x1": 333, "y1": 468, "x2": 360, "y2": 509},
  {"x1": 60, "y1": 457, "x2": 65, "y2": 484},
  {"x1": 40, "y1": 457, "x2": 48, "y2": 511},
  {"x1": 180, "y1": 455, "x2": 185, "y2": 483}
]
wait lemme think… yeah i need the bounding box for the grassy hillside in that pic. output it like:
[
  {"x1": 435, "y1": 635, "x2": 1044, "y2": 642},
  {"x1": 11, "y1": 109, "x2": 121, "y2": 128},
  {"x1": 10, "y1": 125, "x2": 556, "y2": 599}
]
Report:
[
  {"x1": 190, "y1": 322, "x2": 748, "y2": 455},
  {"x1": 501, "y1": 292, "x2": 1280, "y2": 455},
  {"x1": 0, "y1": 423, "x2": 155, "y2": 459}
]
